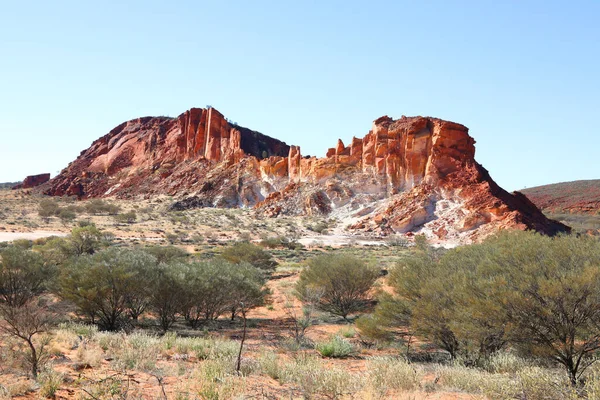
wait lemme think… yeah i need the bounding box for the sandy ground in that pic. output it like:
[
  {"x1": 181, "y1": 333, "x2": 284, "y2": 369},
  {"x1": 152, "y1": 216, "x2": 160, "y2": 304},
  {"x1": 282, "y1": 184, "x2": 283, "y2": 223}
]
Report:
[{"x1": 0, "y1": 230, "x2": 67, "y2": 242}]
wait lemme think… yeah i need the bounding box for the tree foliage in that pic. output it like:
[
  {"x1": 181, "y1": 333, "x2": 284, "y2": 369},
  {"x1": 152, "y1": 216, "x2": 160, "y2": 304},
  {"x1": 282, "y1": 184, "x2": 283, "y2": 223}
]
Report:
[
  {"x1": 296, "y1": 254, "x2": 379, "y2": 320},
  {"x1": 0, "y1": 246, "x2": 56, "y2": 307},
  {"x1": 59, "y1": 248, "x2": 157, "y2": 331},
  {"x1": 220, "y1": 242, "x2": 277, "y2": 272},
  {"x1": 376, "y1": 231, "x2": 600, "y2": 385}
]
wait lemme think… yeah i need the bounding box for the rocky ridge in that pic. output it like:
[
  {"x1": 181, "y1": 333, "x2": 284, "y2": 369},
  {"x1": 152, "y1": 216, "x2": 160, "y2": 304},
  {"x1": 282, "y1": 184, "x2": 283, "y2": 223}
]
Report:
[
  {"x1": 12, "y1": 173, "x2": 50, "y2": 189},
  {"x1": 42, "y1": 107, "x2": 568, "y2": 243}
]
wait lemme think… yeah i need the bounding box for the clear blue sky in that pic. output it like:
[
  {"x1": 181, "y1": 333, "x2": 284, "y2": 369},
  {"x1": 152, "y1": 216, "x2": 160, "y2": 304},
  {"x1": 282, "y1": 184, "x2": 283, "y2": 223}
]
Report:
[{"x1": 1, "y1": 1, "x2": 598, "y2": 191}]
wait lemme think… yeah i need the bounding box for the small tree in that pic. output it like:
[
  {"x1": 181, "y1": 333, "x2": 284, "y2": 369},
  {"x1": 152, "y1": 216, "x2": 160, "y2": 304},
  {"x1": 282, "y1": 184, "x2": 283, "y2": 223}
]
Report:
[
  {"x1": 0, "y1": 246, "x2": 56, "y2": 307},
  {"x1": 60, "y1": 248, "x2": 157, "y2": 330},
  {"x1": 58, "y1": 208, "x2": 77, "y2": 226},
  {"x1": 69, "y1": 225, "x2": 105, "y2": 255},
  {"x1": 0, "y1": 300, "x2": 53, "y2": 379},
  {"x1": 180, "y1": 259, "x2": 267, "y2": 328},
  {"x1": 479, "y1": 232, "x2": 600, "y2": 386},
  {"x1": 296, "y1": 254, "x2": 379, "y2": 320},
  {"x1": 38, "y1": 199, "x2": 60, "y2": 218},
  {"x1": 148, "y1": 263, "x2": 187, "y2": 332},
  {"x1": 0, "y1": 246, "x2": 56, "y2": 379},
  {"x1": 221, "y1": 242, "x2": 277, "y2": 272}
]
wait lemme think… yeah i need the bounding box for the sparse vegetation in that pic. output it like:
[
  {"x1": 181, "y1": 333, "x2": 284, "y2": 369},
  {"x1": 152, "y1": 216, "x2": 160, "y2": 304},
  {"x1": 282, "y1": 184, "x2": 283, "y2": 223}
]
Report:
[
  {"x1": 296, "y1": 254, "x2": 379, "y2": 320},
  {"x1": 2, "y1": 189, "x2": 600, "y2": 398}
]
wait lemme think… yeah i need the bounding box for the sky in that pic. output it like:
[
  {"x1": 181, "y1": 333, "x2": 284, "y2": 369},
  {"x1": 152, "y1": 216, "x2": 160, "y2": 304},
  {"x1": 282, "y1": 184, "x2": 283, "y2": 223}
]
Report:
[{"x1": 0, "y1": 1, "x2": 598, "y2": 191}]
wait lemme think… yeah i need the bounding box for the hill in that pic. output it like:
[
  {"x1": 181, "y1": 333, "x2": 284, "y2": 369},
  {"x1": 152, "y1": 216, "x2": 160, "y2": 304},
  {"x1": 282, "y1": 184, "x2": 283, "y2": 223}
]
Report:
[
  {"x1": 521, "y1": 180, "x2": 600, "y2": 214},
  {"x1": 31, "y1": 106, "x2": 567, "y2": 244},
  {"x1": 521, "y1": 180, "x2": 600, "y2": 234}
]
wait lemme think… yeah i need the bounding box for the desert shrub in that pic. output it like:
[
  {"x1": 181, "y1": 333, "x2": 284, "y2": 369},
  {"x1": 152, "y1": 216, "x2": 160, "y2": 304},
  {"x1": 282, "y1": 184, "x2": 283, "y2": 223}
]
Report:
[
  {"x1": 434, "y1": 364, "x2": 517, "y2": 398},
  {"x1": 38, "y1": 367, "x2": 63, "y2": 398},
  {"x1": 180, "y1": 259, "x2": 267, "y2": 327},
  {"x1": 96, "y1": 331, "x2": 161, "y2": 371},
  {"x1": 11, "y1": 239, "x2": 32, "y2": 249},
  {"x1": 36, "y1": 237, "x2": 74, "y2": 266},
  {"x1": 113, "y1": 211, "x2": 136, "y2": 224},
  {"x1": 0, "y1": 301, "x2": 54, "y2": 378},
  {"x1": 58, "y1": 208, "x2": 77, "y2": 225},
  {"x1": 0, "y1": 247, "x2": 57, "y2": 380},
  {"x1": 366, "y1": 357, "x2": 423, "y2": 396},
  {"x1": 60, "y1": 248, "x2": 157, "y2": 330},
  {"x1": 281, "y1": 354, "x2": 359, "y2": 398},
  {"x1": 258, "y1": 351, "x2": 282, "y2": 380},
  {"x1": 84, "y1": 199, "x2": 121, "y2": 215},
  {"x1": 296, "y1": 254, "x2": 378, "y2": 320},
  {"x1": 0, "y1": 246, "x2": 56, "y2": 307},
  {"x1": 315, "y1": 335, "x2": 356, "y2": 358},
  {"x1": 148, "y1": 262, "x2": 187, "y2": 331},
  {"x1": 339, "y1": 326, "x2": 356, "y2": 338},
  {"x1": 379, "y1": 230, "x2": 600, "y2": 385},
  {"x1": 143, "y1": 245, "x2": 188, "y2": 263},
  {"x1": 307, "y1": 221, "x2": 329, "y2": 234},
  {"x1": 164, "y1": 232, "x2": 179, "y2": 244},
  {"x1": 355, "y1": 313, "x2": 392, "y2": 344},
  {"x1": 38, "y1": 199, "x2": 60, "y2": 218},
  {"x1": 68, "y1": 225, "x2": 106, "y2": 255},
  {"x1": 484, "y1": 351, "x2": 530, "y2": 374},
  {"x1": 260, "y1": 236, "x2": 303, "y2": 250},
  {"x1": 220, "y1": 242, "x2": 277, "y2": 272},
  {"x1": 386, "y1": 235, "x2": 410, "y2": 247}
]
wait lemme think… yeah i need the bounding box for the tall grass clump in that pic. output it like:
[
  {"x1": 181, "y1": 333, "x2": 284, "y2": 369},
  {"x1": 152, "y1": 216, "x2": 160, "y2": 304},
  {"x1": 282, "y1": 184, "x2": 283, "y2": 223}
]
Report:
[
  {"x1": 366, "y1": 357, "x2": 422, "y2": 397},
  {"x1": 315, "y1": 335, "x2": 356, "y2": 358}
]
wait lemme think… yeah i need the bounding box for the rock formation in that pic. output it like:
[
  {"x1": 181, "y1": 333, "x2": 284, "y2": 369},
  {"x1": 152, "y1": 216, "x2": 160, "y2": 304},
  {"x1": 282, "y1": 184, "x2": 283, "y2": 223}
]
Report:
[
  {"x1": 12, "y1": 173, "x2": 50, "y2": 189},
  {"x1": 42, "y1": 106, "x2": 568, "y2": 243}
]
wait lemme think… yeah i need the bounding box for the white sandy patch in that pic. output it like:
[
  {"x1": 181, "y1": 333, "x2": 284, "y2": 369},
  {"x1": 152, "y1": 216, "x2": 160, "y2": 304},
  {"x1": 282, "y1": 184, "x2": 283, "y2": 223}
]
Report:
[
  {"x1": 298, "y1": 234, "x2": 385, "y2": 247},
  {"x1": 0, "y1": 230, "x2": 68, "y2": 242}
]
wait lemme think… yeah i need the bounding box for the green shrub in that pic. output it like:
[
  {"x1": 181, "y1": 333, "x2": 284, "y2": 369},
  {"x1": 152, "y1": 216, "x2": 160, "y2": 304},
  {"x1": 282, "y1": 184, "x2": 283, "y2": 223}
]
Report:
[
  {"x1": 84, "y1": 199, "x2": 121, "y2": 215},
  {"x1": 220, "y1": 242, "x2": 277, "y2": 272},
  {"x1": 38, "y1": 199, "x2": 60, "y2": 218},
  {"x1": 296, "y1": 254, "x2": 378, "y2": 320},
  {"x1": 38, "y1": 368, "x2": 64, "y2": 398},
  {"x1": 114, "y1": 211, "x2": 136, "y2": 224},
  {"x1": 315, "y1": 336, "x2": 356, "y2": 358}
]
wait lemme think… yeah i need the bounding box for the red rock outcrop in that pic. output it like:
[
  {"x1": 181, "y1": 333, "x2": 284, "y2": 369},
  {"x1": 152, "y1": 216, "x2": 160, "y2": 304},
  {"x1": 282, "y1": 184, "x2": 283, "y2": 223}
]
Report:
[
  {"x1": 12, "y1": 173, "x2": 51, "y2": 189},
  {"x1": 43, "y1": 107, "x2": 568, "y2": 242}
]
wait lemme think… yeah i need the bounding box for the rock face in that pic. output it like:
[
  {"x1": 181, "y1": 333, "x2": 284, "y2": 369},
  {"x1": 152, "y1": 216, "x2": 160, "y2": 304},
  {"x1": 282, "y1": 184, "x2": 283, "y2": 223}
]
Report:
[
  {"x1": 12, "y1": 173, "x2": 51, "y2": 189},
  {"x1": 44, "y1": 107, "x2": 568, "y2": 243}
]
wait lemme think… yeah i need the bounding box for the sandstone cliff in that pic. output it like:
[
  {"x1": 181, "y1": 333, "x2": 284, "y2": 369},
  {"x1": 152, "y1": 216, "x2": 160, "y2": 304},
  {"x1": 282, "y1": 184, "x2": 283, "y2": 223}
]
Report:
[
  {"x1": 43, "y1": 107, "x2": 568, "y2": 242},
  {"x1": 12, "y1": 173, "x2": 50, "y2": 189}
]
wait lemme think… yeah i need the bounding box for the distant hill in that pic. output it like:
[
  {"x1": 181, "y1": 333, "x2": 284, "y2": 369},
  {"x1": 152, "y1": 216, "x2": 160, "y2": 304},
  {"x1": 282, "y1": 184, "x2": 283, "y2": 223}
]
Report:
[
  {"x1": 0, "y1": 182, "x2": 20, "y2": 190},
  {"x1": 521, "y1": 180, "x2": 600, "y2": 214},
  {"x1": 521, "y1": 180, "x2": 600, "y2": 234}
]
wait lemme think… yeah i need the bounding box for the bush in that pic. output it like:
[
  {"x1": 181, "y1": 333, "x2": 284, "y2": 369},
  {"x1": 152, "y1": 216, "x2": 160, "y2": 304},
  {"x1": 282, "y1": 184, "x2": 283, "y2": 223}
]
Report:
[
  {"x1": 0, "y1": 246, "x2": 56, "y2": 307},
  {"x1": 220, "y1": 242, "x2": 277, "y2": 272},
  {"x1": 296, "y1": 254, "x2": 378, "y2": 320},
  {"x1": 367, "y1": 357, "x2": 422, "y2": 396},
  {"x1": 60, "y1": 248, "x2": 158, "y2": 330},
  {"x1": 113, "y1": 211, "x2": 136, "y2": 224},
  {"x1": 180, "y1": 259, "x2": 268, "y2": 327},
  {"x1": 315, "y1": 335, "x2": 356, "y2": 358},
  {"x1": 84, "y1": 199, "x2": 121, "y2": 215},
  {"x1": 260, "y1": 236, "x2": 303, "y2": 250},
  {"x1": 379, "y1": 230, "x2": 600, "y2": 385},
  {"x1": 356, "y1": 313, "x2": 392, "y2": 343},
  {"x1": 58, "y1": 208, "x2": 77, "y2": 225},
  {"x1": 38, "y1": 199, "x2": 60, "y2": 218},
  {"x1": 143, "y1": 245, "x2": 188, "y2": 263}
]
